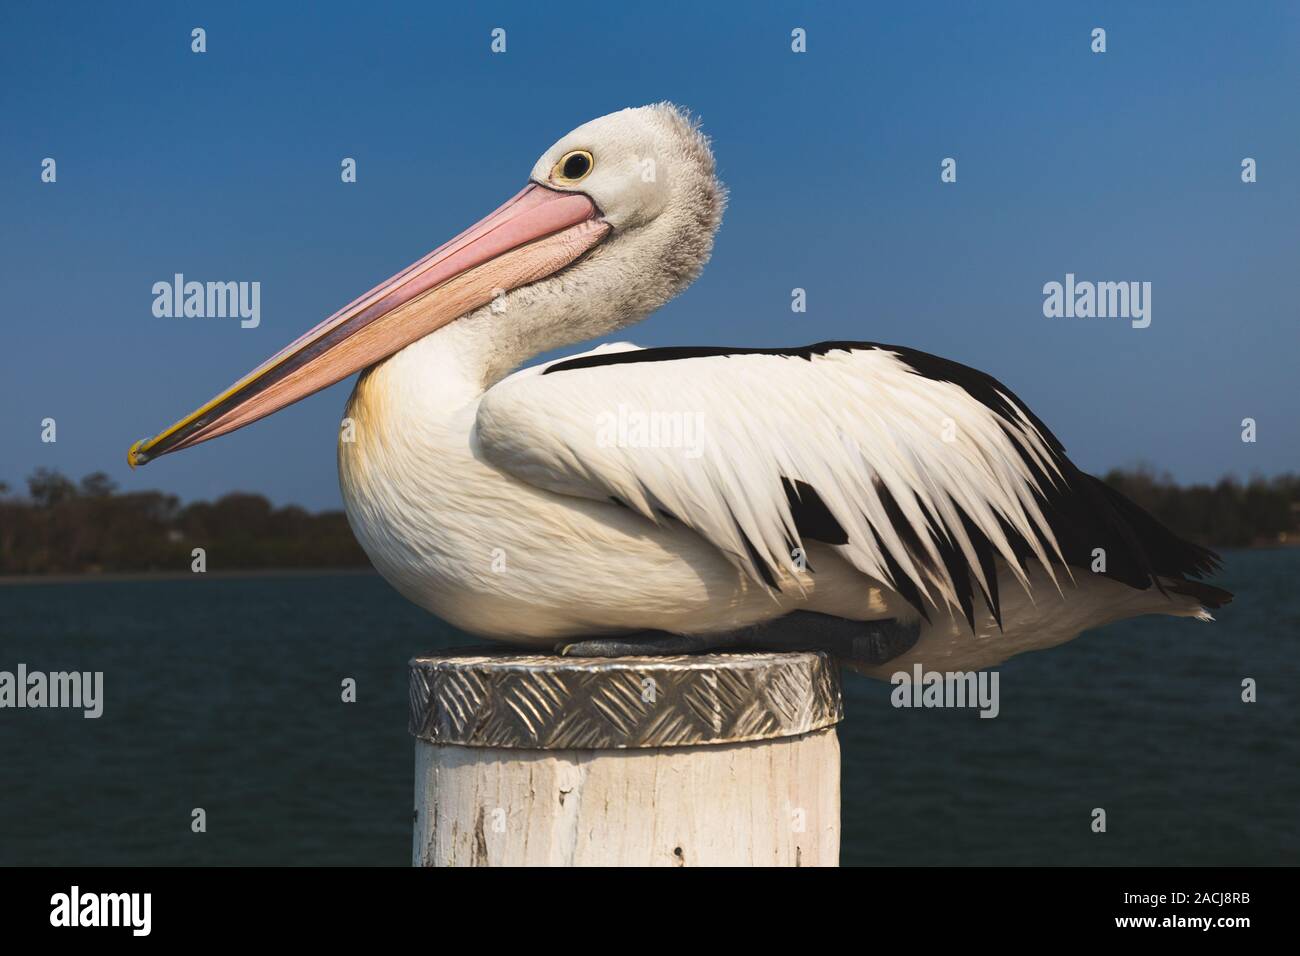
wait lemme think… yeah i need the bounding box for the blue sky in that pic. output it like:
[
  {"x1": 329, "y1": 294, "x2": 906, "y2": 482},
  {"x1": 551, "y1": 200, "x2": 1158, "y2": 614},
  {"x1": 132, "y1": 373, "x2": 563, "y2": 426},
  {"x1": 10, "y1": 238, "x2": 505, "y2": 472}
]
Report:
[{"x1": 3, "y1": 1, "x2": 1297, "y2": 510}]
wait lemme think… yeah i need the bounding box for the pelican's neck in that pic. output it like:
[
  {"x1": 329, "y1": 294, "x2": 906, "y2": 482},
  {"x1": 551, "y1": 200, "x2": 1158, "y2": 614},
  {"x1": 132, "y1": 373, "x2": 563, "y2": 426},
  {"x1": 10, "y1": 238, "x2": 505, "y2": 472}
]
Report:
[
  {"x1": 341, "y1": 310, "x2": 539, "y2": 522},
  {"x1": 369, "y1": 312, "x2": 530, "y2": 413}
]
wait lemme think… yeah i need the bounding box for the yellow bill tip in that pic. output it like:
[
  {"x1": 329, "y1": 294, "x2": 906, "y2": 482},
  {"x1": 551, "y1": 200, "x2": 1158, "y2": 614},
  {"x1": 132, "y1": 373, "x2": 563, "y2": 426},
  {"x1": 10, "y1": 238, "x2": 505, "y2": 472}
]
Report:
[{"x1": 127, "y1": 439, "x2": 150, "y2": 470}]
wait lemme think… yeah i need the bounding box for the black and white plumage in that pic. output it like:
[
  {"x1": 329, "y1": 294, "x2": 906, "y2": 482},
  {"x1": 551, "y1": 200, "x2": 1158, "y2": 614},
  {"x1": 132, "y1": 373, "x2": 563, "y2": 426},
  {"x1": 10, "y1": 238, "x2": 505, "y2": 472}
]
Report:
[
  {"x1": 516, "y1": 340, "x2": 1226, "y2": 626},
  {"x1": 469, "y1": 338, "x2": 1228, "y2": 672},
  {"x1": 130, "y1": 104, "x2": 1231, "y2": 676}
]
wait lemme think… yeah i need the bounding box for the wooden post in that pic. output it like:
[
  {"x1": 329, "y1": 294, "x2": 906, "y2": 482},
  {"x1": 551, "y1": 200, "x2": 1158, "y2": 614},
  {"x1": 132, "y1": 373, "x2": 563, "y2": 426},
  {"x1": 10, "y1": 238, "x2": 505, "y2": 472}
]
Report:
[{"x1": 409, "y1": 649, "x2": 844, "y2": 867}]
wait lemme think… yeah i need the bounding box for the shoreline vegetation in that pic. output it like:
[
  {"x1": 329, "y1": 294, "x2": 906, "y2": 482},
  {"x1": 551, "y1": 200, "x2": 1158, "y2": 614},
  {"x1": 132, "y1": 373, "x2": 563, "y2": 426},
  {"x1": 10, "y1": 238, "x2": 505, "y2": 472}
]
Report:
[
  {"x1": 0, "y1": 568, "x2": 379, "y2": 586},
  {"x1": 1, "y1": 469, "x2": 366, "y2": 576},
  {"x1": 1, "y1": 467, "x2": 1297, "y2": 579}
]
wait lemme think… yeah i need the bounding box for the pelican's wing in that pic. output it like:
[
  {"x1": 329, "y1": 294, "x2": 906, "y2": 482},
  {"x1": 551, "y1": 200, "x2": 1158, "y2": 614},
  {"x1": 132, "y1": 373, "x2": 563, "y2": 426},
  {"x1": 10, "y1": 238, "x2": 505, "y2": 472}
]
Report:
[{"x1": 476, "y1": 341, "x2": 1221, "y2": 628}]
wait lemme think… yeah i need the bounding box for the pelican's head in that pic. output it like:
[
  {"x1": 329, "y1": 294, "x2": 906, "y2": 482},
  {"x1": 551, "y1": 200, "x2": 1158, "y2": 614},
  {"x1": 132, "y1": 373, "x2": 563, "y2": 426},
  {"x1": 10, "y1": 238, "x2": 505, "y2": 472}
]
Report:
[{"x1": 128, "y1": 103, "x2": 724, "y2": 467}]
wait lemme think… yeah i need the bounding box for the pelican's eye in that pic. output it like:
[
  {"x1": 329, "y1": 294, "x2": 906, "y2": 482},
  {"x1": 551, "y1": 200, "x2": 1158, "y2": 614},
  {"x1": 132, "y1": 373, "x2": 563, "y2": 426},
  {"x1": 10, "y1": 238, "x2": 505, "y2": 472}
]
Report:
[{"x1": 552, "y1": 149, "x2": 594, "y2": 185}]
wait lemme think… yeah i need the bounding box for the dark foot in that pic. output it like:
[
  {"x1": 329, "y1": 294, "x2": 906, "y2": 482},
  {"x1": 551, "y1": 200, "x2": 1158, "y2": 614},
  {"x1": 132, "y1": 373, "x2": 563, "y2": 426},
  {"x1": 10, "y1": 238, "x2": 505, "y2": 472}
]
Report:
[
  {"x1": 556, "y1": 633, "x2": 740, "y2": 657},
  {"x1": 555, "y1": 613, "x2": 920, "y2": 666},
  {"x1": 734, "y1": 612, "x2": 922, "y2": 667}
]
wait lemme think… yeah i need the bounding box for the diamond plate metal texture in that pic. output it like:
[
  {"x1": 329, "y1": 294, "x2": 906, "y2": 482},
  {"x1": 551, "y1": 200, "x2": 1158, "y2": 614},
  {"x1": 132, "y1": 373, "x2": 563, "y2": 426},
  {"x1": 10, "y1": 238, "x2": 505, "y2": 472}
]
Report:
[{"x1": 409, "y1": 648, "x2": 843, "y2": 750}]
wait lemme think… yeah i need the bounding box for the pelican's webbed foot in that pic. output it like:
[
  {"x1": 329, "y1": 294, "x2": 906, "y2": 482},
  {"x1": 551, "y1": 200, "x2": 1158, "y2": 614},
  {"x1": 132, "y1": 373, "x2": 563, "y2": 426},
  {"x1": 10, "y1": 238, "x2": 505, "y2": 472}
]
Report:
[{"x1": 554, "y1": 612, "x2": 921, "y2": 667}]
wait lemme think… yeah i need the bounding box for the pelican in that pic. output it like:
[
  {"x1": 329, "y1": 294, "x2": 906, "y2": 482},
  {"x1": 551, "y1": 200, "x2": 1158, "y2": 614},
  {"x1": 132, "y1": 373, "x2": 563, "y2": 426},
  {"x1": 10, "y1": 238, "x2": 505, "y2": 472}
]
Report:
[{"x1": 128, "y1": 104, "x2": 1231, "y2": 677}]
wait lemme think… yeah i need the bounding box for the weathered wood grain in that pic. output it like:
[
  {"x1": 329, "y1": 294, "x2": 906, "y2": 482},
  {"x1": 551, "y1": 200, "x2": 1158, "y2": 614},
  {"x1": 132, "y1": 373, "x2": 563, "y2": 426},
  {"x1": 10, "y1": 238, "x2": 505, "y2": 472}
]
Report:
[{"x1": 413, "y1": 729, "x2": 840, "y2": 867}]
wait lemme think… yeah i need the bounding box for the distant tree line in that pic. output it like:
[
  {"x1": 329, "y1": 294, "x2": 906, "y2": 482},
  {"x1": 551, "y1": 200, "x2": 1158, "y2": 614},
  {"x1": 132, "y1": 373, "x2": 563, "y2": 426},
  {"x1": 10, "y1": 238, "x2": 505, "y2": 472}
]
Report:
[
  {"x1": 1099, "y1": 468, "x2": 1300, "y2": 550},
  {"x1": 0, "y1": 469, "x2": 367, "y2": 575},
  {"x1": 0, "y1": 467, "x2": 1296, "y2": 576}
]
